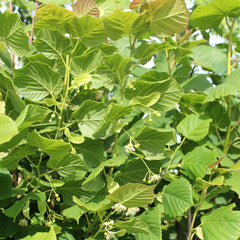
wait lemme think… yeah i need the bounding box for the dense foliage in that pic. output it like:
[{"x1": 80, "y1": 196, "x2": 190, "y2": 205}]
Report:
[{"x1": 0, "y1": 0, "x2": 240, "y2": 239}]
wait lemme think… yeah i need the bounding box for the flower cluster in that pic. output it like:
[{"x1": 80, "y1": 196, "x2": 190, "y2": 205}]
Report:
[
  {"x1": 125, "y1": 207, "x2": 140, "y2": 216},
  {"x1": 104, "y1": 231, "x2": 115, "y2": 240},
  {"x1": 102, "y1": 219, "x2": 114, "y2": 230},
  {"x1": 124, "y1": 142, "x2": 140, "y2": 153},
  {"x1": 149, "y1": 174, "x2": 161, "y2": 183},
  {"x1": 112, "y1": 203, "x2": 127, "y2": 212},
  {"x1": 0, "y1": 152, "x2": 8, "y2": 158}
]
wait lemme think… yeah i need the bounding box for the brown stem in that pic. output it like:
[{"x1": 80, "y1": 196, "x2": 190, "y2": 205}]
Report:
[{"x1": 30, "y1": 0, "x2": 38, "y2": 44}]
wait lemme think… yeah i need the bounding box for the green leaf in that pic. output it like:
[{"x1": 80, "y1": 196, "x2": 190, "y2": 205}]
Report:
[
  {"x1": 73, "y1": 191, "x2": 111, "y2": 211},
  {"x1": 38, "y1": 0, "x2": 68, "y2": 4},
  {"x1": 181, "y1": 146, "x2": 216, "y2": 179},
  {"x1": 0, "y1": 70, "x2": 25, "y2": 113},
  {"x1": 103, "y1": 9, "x2": 151, "y2": 40},
  {"x1": 0, "y1": 12, "x2": 31, "y2": 56},
  {"x1": 107, "y1": 183, "x2": 155, "y2": 208},
  {"x1": 116, "y1": 217, "x2": 149, "y2": 234},
  {"x1": 74, "y1": 138, "x2": 105, "y2": 168},
  {"x1": 0, "y1": 168, "x2": 12, "y2": 200},
  {"x1": 0, "y1": 115, "x2": 19, "y2": 145},
  {"x1": 72, "y1": 100, "x2": 107, "y2": 138},
  {"x1": 97, "y1": 54, "x2": 132, "y2": 88},
  {"x1": 116, "y1": 159, "x2": 161, "y2": 185},
  {"x1": 190, "y1": 0, "x2": 240, "y2": 30},
  {"x1": 225, "y1": 170, "x2": 240, "y2": 197},
  {"x1": 47, "y1": 153, "x2": 88, "y2": 181},
  {"x1": 4, "y1": 196, "x2": 29, "y2": 219},
  {"x1": 130, "y1": 92, "x2": 161, "y2": 112},
  {"x1": 66, "y1": 15, "x2": 107, "y2": 47},
  {"x1": 72, "y1": 73, "x2": 92, "y2": 88},
  {"x1": 134, "y1": 127, "x2": 173, "y2": 160},
  {"x1": 30, "y1": 227, "x2": 56, "y2": 240},
  {"x1": 96, "y1": 0, "x2": 131, "y2": 16},
  {"x1": 136, "y1": 205, "x2": 163, "y2": 240},
  {"x1": 0, "y1": 145, "x2": 35, "y2": 170},
  {"x1": 34, "y1": 29, "x2": 72, "y2": 58},
  {"x1": 14, "y1": 62, "x2": 63, "y2": 101},
  {"x1": 27, "y1": 130, "x2": 71, "y2": 160},
  {"x1": 134, "y1": 42, "x2": 174, "y2": 65},
  {"x1": 36, "y1": 4, "x2": 75, "y2": 26},
  {"x1": 177, "y1": 114, "x2": 212, "y2": 141},
  {"x1": 191, "y1": 45, "x2": 227, "y2": 75},
  {"x1": 125, "y1": 71, "x2": 183, "y2": 111},
  {"x1": 15, "y1": 105, "x2": 51, "y2": 131},
  {"x1": 181, "y1": 75, "x2": 212, "y2": 92},
  {"x1": 205, "y1": 68, "x2": 240, "y2": 102},
  {"x1": 62, "y1": 205, "x2": 84, "y2": 224},
  {"x1": 64, "y1": 128, "x2": 84, "y2": 144},
  {"x1": 162, "y1": 178, "x2": 193, "y2": 217},
  {"x1": 201, "y1": 204, "x2": 240, "y2": 240},
  {"x1": 106, "y1": 103, "x2": 132, "y2": 121},
  {"x1": 149, "y1": 0, "x2": 190, "y2": 37},
  {"x1": 73, "y1": 0, "x2": 100, "y2": 18},
  {"x1": 83, "y1": 156, "x2": 127, "y2": 185}
]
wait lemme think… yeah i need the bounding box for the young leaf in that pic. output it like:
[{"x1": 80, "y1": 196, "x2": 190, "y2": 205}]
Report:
[
  {"x1": 0, "y1": 115, "x2": 19, "y2": 145},
  {"x1": 201, "y1": 204, "x2": 240, "y2": 240},
  {"x1": 14, "y1": 62, "x2": 63, "y2": 101},
  {"x1": 62, "y1": 205, "x2": 84, "y2": 224},
  {"x1": 107, "y1": 183, "x2": 155, "y2": 208},
  {"x1": 73, "y1": 0, "x2": 100, "y2": 18},
  {"x1": 162, "y1": 178, "x2": 193, "y2": 217},
  {"x1": 64, "y1": 128, "x2": 85, "y2": 144},
  {"x1": 177, "y1": 114, "x2": 212, "y2": 141}
]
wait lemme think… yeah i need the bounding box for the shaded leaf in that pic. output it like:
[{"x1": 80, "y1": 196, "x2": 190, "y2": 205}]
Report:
[
  {"x1": 72, "y1": 100, "x2": 107, "y2": 138},
  {"x1": 15, "y1": 105, "x2": 51, "y2": 131},
  {"x1": 0, "y1": 168, "x2": 12, "y2": 200},
  {"x1": 47, "y1": 153, "x2": 88, "y2": 181}
]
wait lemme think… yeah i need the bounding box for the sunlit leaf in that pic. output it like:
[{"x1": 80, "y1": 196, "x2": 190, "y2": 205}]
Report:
[
  {"x1": 107, "y1": 183, "x2": 155, "y2": 208},
  {"x1": 162, "y1": 178, "x2": 193, "y2": 217},
  {"x1": 14, "y1": 62, "x2": 63, "y2": 101},
  {"x1": 201, "y1": 204, "x2": 240, "y2": 240}
]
